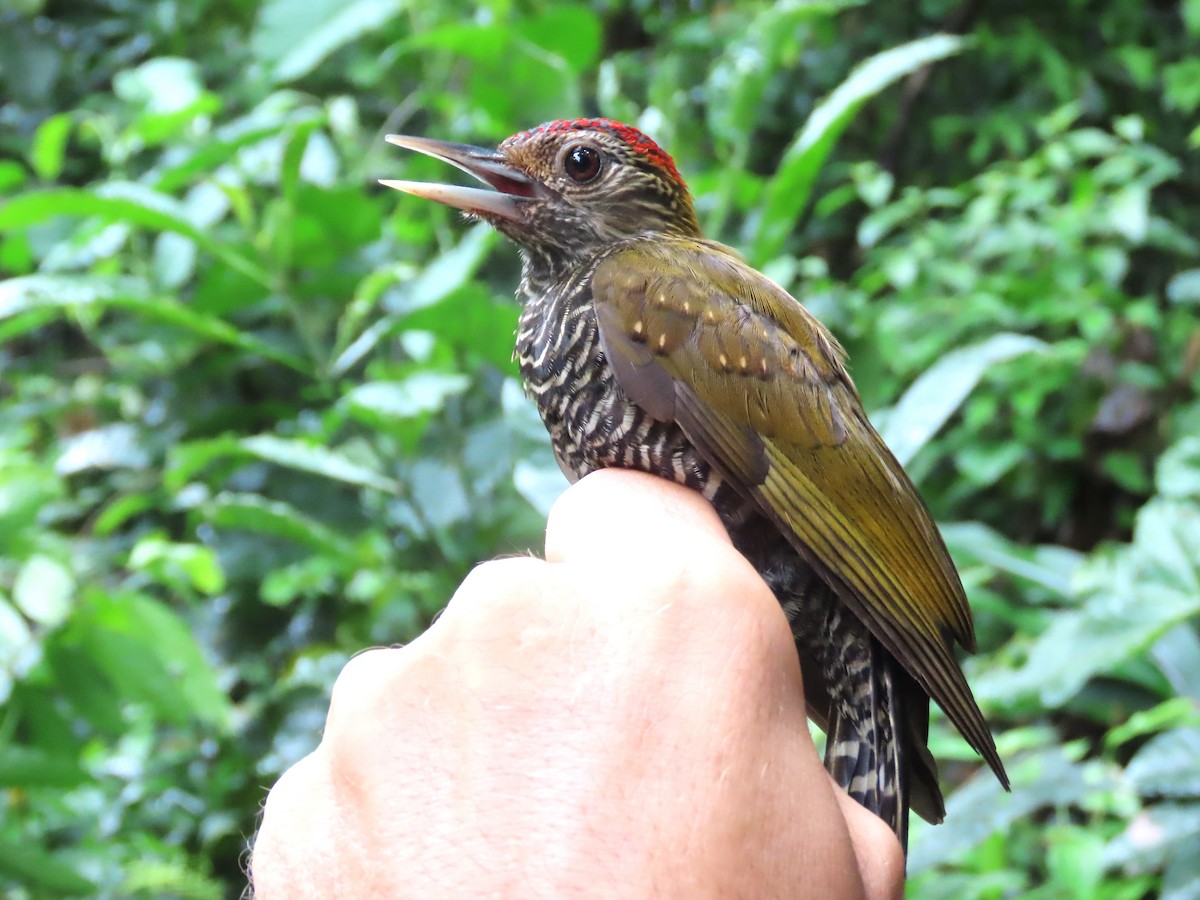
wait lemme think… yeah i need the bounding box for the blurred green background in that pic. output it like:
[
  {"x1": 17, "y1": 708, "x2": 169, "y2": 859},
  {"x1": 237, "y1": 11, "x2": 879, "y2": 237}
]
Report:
[{"x1": 1, "y1": 0, "x2": 1199, "y2": 896}]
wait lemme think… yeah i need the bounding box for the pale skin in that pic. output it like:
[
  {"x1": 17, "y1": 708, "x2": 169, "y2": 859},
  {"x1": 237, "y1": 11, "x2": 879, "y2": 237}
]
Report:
[{"x1": 251, "y1": 469, "x2": 905, "y2": 898}]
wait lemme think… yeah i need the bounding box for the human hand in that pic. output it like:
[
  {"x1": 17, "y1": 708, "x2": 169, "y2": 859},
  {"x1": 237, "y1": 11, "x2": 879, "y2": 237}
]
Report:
[{"x1": 251, "y1": 469, "x2": 903, "y2": 898}]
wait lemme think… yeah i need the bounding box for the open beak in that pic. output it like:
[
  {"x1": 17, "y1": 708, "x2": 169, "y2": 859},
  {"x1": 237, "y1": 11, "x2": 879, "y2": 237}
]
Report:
[{"x1": 380, "y1": 135, "x2": 537, "y2": 222}]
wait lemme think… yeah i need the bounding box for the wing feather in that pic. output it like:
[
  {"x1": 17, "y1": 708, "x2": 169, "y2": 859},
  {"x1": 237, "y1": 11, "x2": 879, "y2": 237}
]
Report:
[{"x1": 592, "y1": 240, "x2": 1007, "y2": 786}]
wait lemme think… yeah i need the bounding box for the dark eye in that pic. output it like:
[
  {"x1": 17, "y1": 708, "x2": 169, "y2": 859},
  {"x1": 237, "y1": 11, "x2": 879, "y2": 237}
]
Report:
[{"x1": 563, "y1": 144, "x2": 602, "y2": 183}]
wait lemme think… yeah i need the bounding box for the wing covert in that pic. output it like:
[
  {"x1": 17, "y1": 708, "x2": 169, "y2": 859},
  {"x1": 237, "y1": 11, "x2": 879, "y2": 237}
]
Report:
[{"x1": 591, "y1": 240, "x2": 1006, "y2": 785}]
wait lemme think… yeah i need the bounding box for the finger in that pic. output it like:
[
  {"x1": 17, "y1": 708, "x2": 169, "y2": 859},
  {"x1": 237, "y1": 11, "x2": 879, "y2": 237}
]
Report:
[
  {"x1": 827, "y1": 775, "x2": 906, "y2": 900},
  {"x1": 544, "y1": 469, "x2": 732, "y2": 566}
]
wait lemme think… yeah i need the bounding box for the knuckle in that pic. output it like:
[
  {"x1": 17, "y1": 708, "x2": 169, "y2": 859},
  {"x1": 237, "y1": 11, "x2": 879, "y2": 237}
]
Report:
[
  {"x1": 326, "y1": 647, "x2": 404, "y2": 736},
  {"x1": 440, "y1": 556, "x2": 553, "y2": 632}
]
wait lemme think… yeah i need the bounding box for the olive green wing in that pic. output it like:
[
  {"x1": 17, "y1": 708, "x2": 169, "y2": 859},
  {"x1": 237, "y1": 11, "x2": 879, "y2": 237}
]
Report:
[{"x1": 591, "y1": 240, "x2": 1007, "y2": 785}]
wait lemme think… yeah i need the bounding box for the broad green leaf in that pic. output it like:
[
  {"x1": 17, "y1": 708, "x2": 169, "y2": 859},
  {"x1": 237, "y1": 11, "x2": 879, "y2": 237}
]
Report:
[
  {"x1": 13, "y1": 554, "x2": 74, "y2": 628},
  {"x1": 1126, "y1": 728, "x2": 1200, "y2": 797},
  {"x1": 1151, "y1": 623, "x2": 1200, "y2": 701},
  {"x1": 341, "y1": 373, "x2": 470, "y2": 421},
  {"x1": 1108, "y1": 802, "x2": 1200, "y2": 887},
  {"x1": 706, "y1": 0, "x2": 856, "y2": 153},
  {"x1": 387, "y1": 223, "x2": 497, "y2": 314},
  {"x1": 332, "y1": 262, "x2": 418, "y2": 369},
  {"x1": 0, "y1": 462, "x2": 62, "y2": 552},
  {"x1": 129, "y1": 538, "x2": 227, "y2": 596},
  {"x1": 165, "y1": 436, "x2": 243, "y2": 493},
  {"x1": 1165, "y1": 839, "x2": 1200, "y2": 900},
  {"x1": 1045, "y1": 826, "x2": 1109, "y2": 900},
  {"x1": 0, "y1": 184, "x2": 271, "y2": 285},
  {"x1": 121, "y1": 859, "x2": 225, "y2": 900},
  {"x1": 204, "y1": 492, "x2": 358, "y2": 558},
  {"x1": 0, "y1": 744, "x2": 86, "y2": 788},
  {"x1": 513, "y1": 457, "x2": 568, "y2": 516},
  {"x1": 409, "y1": 459, "x2": 470, "y2": 529},
  {"x1": 941, "y1": 522, "x2": 1081, "y2": 597},
  {"x1": 1106, "y1": 698, "x2": 1200, "y2": 753},
  {"x1": 56, "y1": 423, "x2": 149, "y2": 475},
  {"x1": 0, "y1": 838, "x2": 95, "y2": 894},
  {"x1": 515, "y1": 4, "x2": 603, "y2": 75},
  {"x1": 976, "y1": 499, "x2": 1200, "y2": 710},
  {"x1": 750, "y1": 33, "x2": 967, "y2": 264},
  {"x1": 76, "y1": 589, "x2": 231, "y2": 728},
  {"x1": 881, "y1": 333, "x2": 1046, "y2": 467},
  {"x1": 0, "y1": 275, "x2": 312, "y2": 374},
  {"x1": 29, "y1": 112, "x2": 72, "y2": 181},
  {"x1": 909, "y1": 748, "x2": 1112, "y2": 874},
  {"x1": 0, "y1": 160, "x2": 26, "y2": 193},
  {"x1": 1109, "y1": 185, "x2": 1149, "y2": 242},
  {"x1": 1166, "y1": 269, "x2": 1200, "y2": 306},
  {"x1": 153, "y1": 116, "x2": 316, "y2": 194},
  {"x1": 241, "y1": 434, "x2": 399, "y2": 494},
  {"x1": 255, "y1": 0, "x2": 407, "y2": 83},
  {"x1": 331, "y1": 313, "x2": 406, "y2": 378},
  {"x1": 113, "y1": 57, "x2": 205, "y2": 114},
  {"x1": 44, "y1": 640, "x2": 126, "y2": 734},
  {"x1": 401, "y1": 284, "x2": 518, "y2": 368}
]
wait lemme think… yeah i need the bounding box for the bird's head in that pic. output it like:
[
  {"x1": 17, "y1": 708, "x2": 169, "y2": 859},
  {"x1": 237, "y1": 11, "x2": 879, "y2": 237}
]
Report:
[{"x1": 382, "y1": 119, "x2": 699, "y2": 264}]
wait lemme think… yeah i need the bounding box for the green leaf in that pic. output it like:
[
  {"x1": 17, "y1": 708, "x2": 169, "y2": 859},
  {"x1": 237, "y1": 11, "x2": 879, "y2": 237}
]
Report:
[
  {"x1": 391, "y1": 223, "x2": 497, "y2": 314},
  {"x1": 1151, "y1": 624, "x2": 1200, "y2": 701},
  {"x1": 0, "y1": 184, "x2": 272, "y2": 286},
  {"x1": 0, "y1": 462, "x2": 62, "y2": 554},
  {"x1": 976, "y1": 499, "x2": 1200, "y2": 710},
  {"x1": 881, "y1": 333, "x2": 1046, "y2": 467},
  {"x1": 75, "y1": 589, "x2": 231, "y2": 728},
  {"x1": 29, "y1": 112, "x2": 72, "y2": 181},
  {"x1": 1166, "y1": 269, "x2": 1200, "y2": 306},
  {"x1": 0, "y1": 275, "x2": 312, "y2": 374},
  {"x1": 513, "y1": 457, "x2": 568, "y2": 516},
  {"x1": 1126, "y1": 728, "x2": 1200, "y2": 798},
  {"x1": 750, "y1": 33, "x2": 967, "y2": 264},
  {"x1": 0, "y1": 837, "x2": 95, "y2": 894},
  {"x1": 255, "y1": 0, "x2": 407, "y2": 83},
  {"x1": 1045, "y1": 826, "x2": 1108, "y2": 900},
  {"x1": 164, "y1": 436, "x2": 243, "y2": 493},
  {"x1": 113, "y1": 57, "x2": 205, "y2": 115},
  {"x1": 241, "y1": 435, "x2": 399, "y2": 494},
  {"x1": 909, "y1": 747, "x2": 1112, "y2": 874},
  {"x1": 341, "y1": 373, "x2": 470, "y2": 420},
  {"x1": 1108, "y1": 802, "x2": 1200, "y2": 880},
  {"x1": 56, "y1": 423, "x2": 149, "y2": 475},
  {"x1": 515, "y1": 4, "x2": 603, "y2": 75},
  {"x1": 332, "y1": 262, "x2": 418, "y2": 369},
  {"x1": 0, "y1": 160, "x2": 27, "y2": 193},
  {"x1": 129, "y1": 538, "x2": 227, "y2": 596},
  {"x1": 203, "y1": 492, "x2": 358, "y2": 558},
  {"x1": 409, "y1": 459, "x2": 470, "y2": 530},
  {"x1": 0, "y1": 744, "x2": 86, "y2": 788},
  {"x1": 1106, "y1": 698, "x2": 1200, "y2": 753},
  {"x1": 941, "y1": 522, "x2": 1081, "y2": 597},
  {"x1": 13, "y1": 554, "x2": 74, "y2": 628}
]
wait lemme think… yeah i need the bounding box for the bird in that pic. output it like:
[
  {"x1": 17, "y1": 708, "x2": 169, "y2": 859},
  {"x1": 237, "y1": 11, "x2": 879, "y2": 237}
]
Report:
[{"x1": 381, "y1": 118, "x2": 1009, "y2": 850}]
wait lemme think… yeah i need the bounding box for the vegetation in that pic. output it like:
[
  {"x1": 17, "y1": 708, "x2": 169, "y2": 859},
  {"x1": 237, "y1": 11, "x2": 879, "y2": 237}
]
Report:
[{"x1": 1, "y1": 0, "x2": 1198, "y2": 895}]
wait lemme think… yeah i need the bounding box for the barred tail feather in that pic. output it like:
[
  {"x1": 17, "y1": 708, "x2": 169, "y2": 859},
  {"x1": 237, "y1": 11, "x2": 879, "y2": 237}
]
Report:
[{"x1": 823, "y1": 639, "x2": 943, "y2": 853}]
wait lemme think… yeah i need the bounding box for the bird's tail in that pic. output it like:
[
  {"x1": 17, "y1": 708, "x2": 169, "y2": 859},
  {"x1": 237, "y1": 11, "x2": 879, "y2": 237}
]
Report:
[{"x1": 823, "y1": 636, "x2": 945, "y2": 852}]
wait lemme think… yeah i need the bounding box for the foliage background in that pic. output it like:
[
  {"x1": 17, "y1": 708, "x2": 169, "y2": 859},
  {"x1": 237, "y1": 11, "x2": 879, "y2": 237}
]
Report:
[{"x1": 1, "y1": 0, "x2": 1199, "y2": 896}]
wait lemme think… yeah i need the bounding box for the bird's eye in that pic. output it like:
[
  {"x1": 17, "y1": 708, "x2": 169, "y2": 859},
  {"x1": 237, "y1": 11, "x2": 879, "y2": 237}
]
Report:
[{"x1": 563, "y1": 145, "x2": 602, "y2": 183}]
